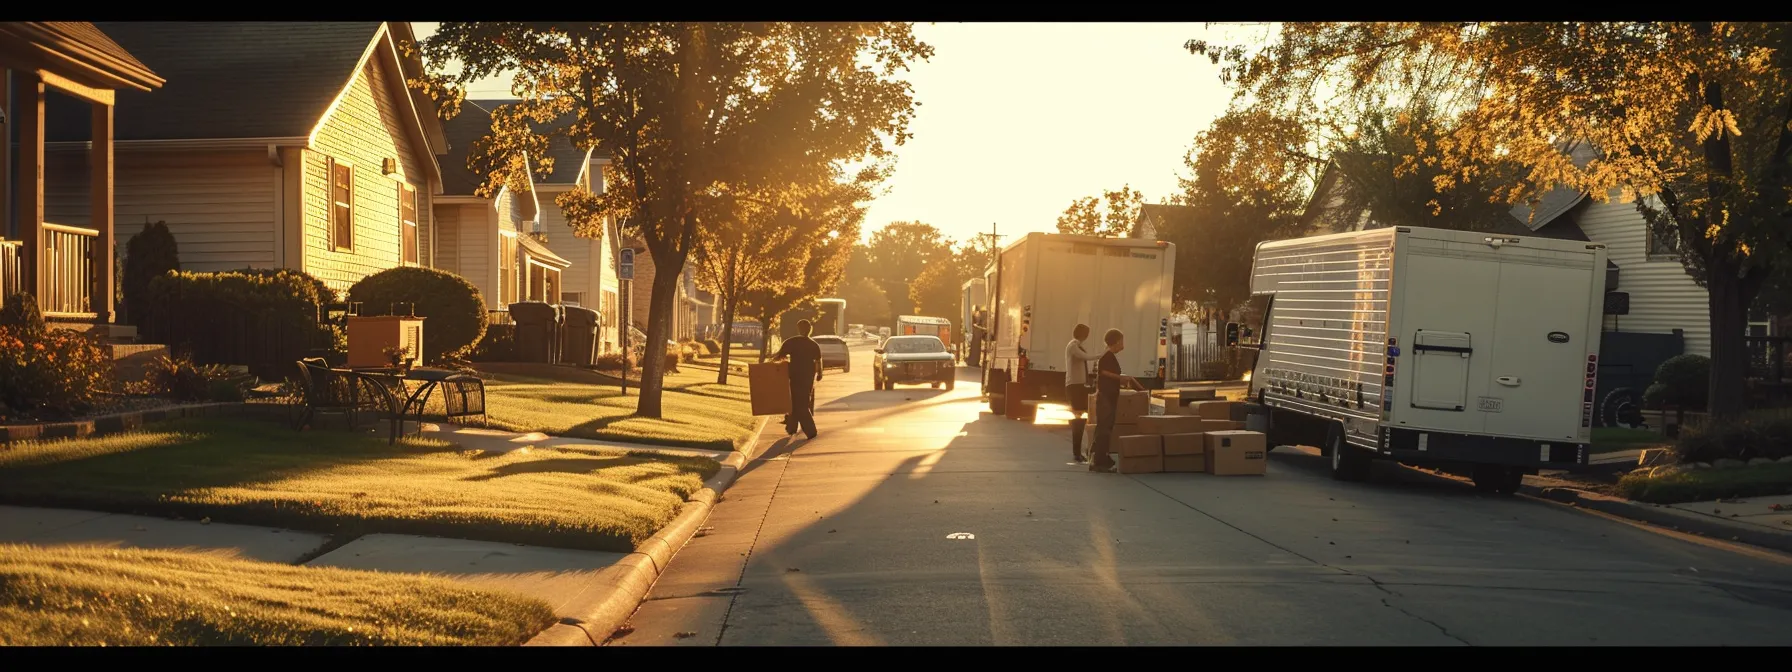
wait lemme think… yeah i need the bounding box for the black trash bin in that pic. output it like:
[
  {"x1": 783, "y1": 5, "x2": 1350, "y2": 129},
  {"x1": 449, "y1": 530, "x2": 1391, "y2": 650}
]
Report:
[
  {"x1": 509, "y1": 302, "x2": 561, "y2": 364},
  {"x1": 562, "y1": 305, "x2": 600, "y2": 367}
]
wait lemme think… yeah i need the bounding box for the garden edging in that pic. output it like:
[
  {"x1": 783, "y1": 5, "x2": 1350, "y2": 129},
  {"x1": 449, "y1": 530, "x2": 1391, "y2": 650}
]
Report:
[{"x1": 1525, "y1": 483, "x2": 1792, "y2": 554}]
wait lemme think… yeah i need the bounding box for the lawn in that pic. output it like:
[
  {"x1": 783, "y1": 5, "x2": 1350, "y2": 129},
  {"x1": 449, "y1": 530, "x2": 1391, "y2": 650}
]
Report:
[
  {"x1": 479, "y1": 366, "x2": 756, "y2": 451},
  {"x1": 0, "y1": 418, "x2": 718, "y2": 553},
  {"x1": 1616, "y1": 462, "x2": 1792, "y2": 504},
  {"x1": 0, "y1": 544, "x2": 555, "y2": 645},
  {"x1": 1592, "y1": 426, "x2": 1672, "y2": 454}
]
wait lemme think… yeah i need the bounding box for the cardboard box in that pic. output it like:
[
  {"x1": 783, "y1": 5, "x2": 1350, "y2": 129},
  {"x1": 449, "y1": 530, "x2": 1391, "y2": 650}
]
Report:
[
  {"x1": 1190, "y1": 400, "x2": 1237, "y2": 421},
  {"x1": 1207, "y1": 430, "x2": 1267, "y2": 476},
  {"x1": 748, "y1": 362, "x2": 792, "y2": 416},
  {"x1": 1163, "y1": 454, "x2": 1207, "y2": 473},
  {"x1": 1161, "y1": 432, "x2": 1207, "y2": 456},
  {"x1": 1118, "y1": 454, "x2": 1164, "y2": 474},
  {"x1": 1115, "y1": 434, "x2": 1163, "y2": 458},
  {"x1": 1137, "y1": 415, "x2": 1211, "y2": 435},
  {"x1": 1090, "y1": 390, "x2": 1150, "y2": 425}
]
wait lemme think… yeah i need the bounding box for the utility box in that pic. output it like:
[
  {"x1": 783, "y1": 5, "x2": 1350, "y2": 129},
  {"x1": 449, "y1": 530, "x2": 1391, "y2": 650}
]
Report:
[{"x1": 346, "y1": 315, "x2": 424, "y2": 369}]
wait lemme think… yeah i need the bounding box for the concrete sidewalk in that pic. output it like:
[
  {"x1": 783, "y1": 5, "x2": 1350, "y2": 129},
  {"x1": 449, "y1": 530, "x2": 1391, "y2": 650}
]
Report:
[{"x1": 419, "y1": 422, "x2": 734, "y2": 461}]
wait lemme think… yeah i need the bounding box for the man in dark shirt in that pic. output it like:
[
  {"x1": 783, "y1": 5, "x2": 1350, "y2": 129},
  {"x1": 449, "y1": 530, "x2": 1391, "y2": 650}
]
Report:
[
  {"x1": 771, "y1": 319, "x2": 824, "y2": 439},
  {"x1": 1089, "y1": 328, "x2": 1144, "y2": 473}
]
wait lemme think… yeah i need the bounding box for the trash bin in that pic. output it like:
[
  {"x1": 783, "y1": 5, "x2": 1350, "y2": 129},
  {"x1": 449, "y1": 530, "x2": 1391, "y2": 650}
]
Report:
[
  {"x1": 561, "y1": 305, "x2": 600, "y2": 367},
  {"x1": 509, "y1": 302, "x2": 561, "y2": 364}
]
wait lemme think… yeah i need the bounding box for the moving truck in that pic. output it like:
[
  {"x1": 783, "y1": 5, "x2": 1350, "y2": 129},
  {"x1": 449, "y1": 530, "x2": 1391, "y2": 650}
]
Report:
[
  {"x1": 1231, "y1": 226, "x2": 1607, "y2": 494},
  {"x1": 781, "y1": 298, "x2": 847, "y2": 338},
  {"x1": 982, "y1": 233, "x2": 1177, "y2": 411}
]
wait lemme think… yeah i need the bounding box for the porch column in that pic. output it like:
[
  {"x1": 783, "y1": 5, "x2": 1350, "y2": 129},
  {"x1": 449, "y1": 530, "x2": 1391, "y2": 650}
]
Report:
[
  {"x1": 15, "y1": 71, "x2": 41, "y2": 299},
  {"x1": 91, "y1": 101, "x2": 113, "y2": 323}
]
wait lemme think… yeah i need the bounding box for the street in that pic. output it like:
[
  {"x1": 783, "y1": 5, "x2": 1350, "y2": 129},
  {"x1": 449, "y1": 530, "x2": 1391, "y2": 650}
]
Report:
[{"x1": 610, "y1": 345, "x2": 1792, "y2": 646}]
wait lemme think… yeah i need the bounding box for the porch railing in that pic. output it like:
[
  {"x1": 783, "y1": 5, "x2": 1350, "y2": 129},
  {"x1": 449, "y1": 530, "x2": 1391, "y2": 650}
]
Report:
[
  {"x1": 487, "y1": 309, "x2": 515, "y2": 327},
  {"x1": 0, "y1": 240, "x2": 22, "y2": 304},
  {"x1": 39, "y1": 223, "x2": 98, "y2": 319}
]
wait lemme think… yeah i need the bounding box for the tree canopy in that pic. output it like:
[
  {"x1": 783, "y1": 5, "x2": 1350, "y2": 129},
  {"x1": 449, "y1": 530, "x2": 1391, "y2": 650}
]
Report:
[
  {"x1": 857, "y1": 221, "x2": 952, "y2": 315},
  {"x1": 1055, "y1": 185, "x2": 1144, "y2": 237}
]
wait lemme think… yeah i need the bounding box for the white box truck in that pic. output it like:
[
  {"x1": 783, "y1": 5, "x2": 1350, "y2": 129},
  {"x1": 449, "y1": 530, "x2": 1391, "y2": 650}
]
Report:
[
  {"x1": 981, "y1": 233, "x2": 1177, "y2": 411},
  {"x1": 1232, "y1": 226, "x2": 1607, "y2": 494}
]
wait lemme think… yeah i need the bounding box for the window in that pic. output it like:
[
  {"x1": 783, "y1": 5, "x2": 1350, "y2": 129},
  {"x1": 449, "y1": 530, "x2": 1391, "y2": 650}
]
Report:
[
  {"x1": 330, "y1": 159, "x2": 354, "y2": 251},
  {"x1": 499, "y1": 233, "x2": 517, "y2": 305},
  {"x1": 528, "y1": 263, "x2": 547, "y2": 302},
  {"x1": 1646, "y1": 225, "x2": 1680, "y2": 259},
  {"x1": 562, "y1": 292, "x2": 584, "y2": 306},
  {"x1": 399, "y1": 182, "x2": 418, "y2": 264}
]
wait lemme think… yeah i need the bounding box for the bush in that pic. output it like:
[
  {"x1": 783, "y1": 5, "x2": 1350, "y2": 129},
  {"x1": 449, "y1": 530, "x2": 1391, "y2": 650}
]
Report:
[
  {"x1": 122, "y1": 221, "x2": 180, "y2": 330},
  {"x1": 142, "y1": 354, "x2": 235, "y2": 402},
  {"x1": 1, "y1": 292, "x2": 47, "y2": 336},
  {"x1": 1676, "y1": 409, "x2": 1792, "y2": 464},
  {"x1": 0, "y1": 326, "x2": 112, "y2": 422},
  {"x1": 595, "y1": 353, "x2": 626, "y2": 371},
  {"x1": 147, "y1": 270, "x2": 333, "y2": 379},
  {"x1": 469, "y1": 324, "x2": 516, "y2": 362},
  {"x1": 1643, "y1": 354, "x2": 1710, "y2": 410},
  {"x1": 233, "y1": 267, "x2": 336, "y2": 304},
  {"x1": 347, "y1": 268, "x2": 486, "y2": 364}
]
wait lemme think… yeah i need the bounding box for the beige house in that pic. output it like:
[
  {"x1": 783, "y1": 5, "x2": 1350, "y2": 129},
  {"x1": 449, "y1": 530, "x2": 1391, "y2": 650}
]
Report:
[
  {"x1": 433, "y1": 99, "x2": 622, "y2": 352},
  {"x1": 39, "y1": 22, "x2": 446, "y2": 300}
]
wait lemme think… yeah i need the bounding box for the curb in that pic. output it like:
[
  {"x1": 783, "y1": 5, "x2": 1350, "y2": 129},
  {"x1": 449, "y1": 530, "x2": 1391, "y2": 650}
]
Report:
[
  {"x1": 1525, "y1": 483, "x2": 1792, "y2": 554},
  {"x1": 0, "y1": 401, "x2": 259, "y2": 444},
  {"x1": 524, "y1": 439, "x2": 754, "y2": 646}
]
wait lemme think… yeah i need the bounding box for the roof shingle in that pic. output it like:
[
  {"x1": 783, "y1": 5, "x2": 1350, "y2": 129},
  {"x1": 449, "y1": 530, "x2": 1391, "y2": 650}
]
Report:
[{"x1": 438, "y1": 99, "x2": 593, "y2": 196}]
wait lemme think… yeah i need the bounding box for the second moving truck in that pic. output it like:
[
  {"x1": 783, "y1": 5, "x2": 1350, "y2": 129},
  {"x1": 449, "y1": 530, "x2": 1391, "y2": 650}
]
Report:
[
  {"x1": 980, "y1": 233, "x2": 1177, "y2": 412},
  {"x1": 1233, "y1": 226, "x2": 1607, "y2": 494}
]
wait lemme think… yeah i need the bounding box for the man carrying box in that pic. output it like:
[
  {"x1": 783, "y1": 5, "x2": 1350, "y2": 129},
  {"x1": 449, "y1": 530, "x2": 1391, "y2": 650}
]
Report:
[
  {"x1": 771, "y1": 319, "x2": 824, "y2": 440},
  {"x1": 1090, "y1": 328, "x2": 1145, "y2": 473}
]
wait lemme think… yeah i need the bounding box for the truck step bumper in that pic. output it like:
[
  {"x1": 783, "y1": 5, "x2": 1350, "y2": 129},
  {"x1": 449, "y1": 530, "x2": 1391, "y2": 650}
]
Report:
[{"x1": 1379, "y1": 427, "x2": 1589, "y2": 470}]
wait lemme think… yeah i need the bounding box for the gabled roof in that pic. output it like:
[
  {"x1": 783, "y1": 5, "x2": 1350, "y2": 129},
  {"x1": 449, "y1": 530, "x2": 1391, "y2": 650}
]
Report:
[
  {"x1": 439, "y1": 99, "x2": 596, "y2": 196},
  {"x1": 0, "y1": 22, "x2": 164, "y2": 91},
  {"x1": 45, "y1": 22, "x2": 384, "y2": 142},
  {"x1": 1299, "y1": 149, "x2": 1590, "y2": 241},
  {"x1": 1133, "y1": 203, "x2": 1198, "y2": 239},
  {"x1": 1507, "y1": 143, "x2": 1600, "y2": 231}
]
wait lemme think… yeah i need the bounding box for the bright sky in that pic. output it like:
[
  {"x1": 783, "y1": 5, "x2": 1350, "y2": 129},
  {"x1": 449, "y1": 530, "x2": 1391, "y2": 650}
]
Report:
[{"x1": 413, "y1": 22, "x2": 1247, "y2": 246}]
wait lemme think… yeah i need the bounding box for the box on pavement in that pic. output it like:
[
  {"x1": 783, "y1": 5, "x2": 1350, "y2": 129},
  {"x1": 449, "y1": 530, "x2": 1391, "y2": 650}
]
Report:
[
  {"x1": 1190, "y1": 400, "x2": 1237, "y2": 421},
  {"x1": 1118, "y1": 454, "x2": 1164, "y2": 474},
  {"x1": 1090, "y1": 389, "x2": 1150, "y2": 425},
  {"x1": 1207, "y1": 430, "x2": 1267, "y2": 476},
  {"x1": 1116, "y1": 434, "x2": 1163, "y2": 458},
  {"x1": 748, "y1": 362, "x2": 792, "y2": 416},
  {"x1": 1137, "y1": 415, "x2": 1210, "y2": 435},
  {"x1": 1161, "y1": 432, "x2": 1207, "y2": 473}
]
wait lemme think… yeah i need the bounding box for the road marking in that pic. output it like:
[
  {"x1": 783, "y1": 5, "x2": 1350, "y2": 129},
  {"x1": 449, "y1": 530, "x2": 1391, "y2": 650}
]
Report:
[{"x1": 947, "y1": 532, "x2": 975, "y2": 540}]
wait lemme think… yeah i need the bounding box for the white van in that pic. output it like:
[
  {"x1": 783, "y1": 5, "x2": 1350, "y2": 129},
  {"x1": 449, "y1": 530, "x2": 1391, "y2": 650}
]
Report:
[{"x1": 1234, "y1": 226, "x2": 1607, "y2": 494}]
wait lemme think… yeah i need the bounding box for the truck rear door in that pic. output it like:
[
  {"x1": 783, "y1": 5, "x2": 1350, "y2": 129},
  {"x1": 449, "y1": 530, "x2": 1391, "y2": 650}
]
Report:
[{"x1": 1480, "y1": 247, "x2": 1600, "y2": 442}]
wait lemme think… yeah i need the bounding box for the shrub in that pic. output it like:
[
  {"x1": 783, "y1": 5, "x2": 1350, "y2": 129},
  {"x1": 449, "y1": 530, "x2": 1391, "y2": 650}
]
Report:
[
  {"x1": 147, "y1": 270, "x2": 333, "y2": 379},
  {"x1": 143, "y1": 354, "x2": 234, "y2": 402},
  {"x1": 595, "y1": 353, "x2": 626, "y2": 371},
  {"x1": 347, "y1": 268, "x2": 486, "y2": 364},
  {"x1": 1676, "y1": 409, "x2": 1792, "y2": 464},
  {"x1": 0, "y1": 326, "x2": 112, "y2": 422},
  {"x1": 1643, "y1": 354, "x2": 1710, "y2": 410},
  {"x1": 233, "y1": 267, "x2": 336, "y2": 304},
  {"x1": 469, "y1": 324, "x2": 516, "y2": 362},
  {"x1": 1, "y1": 292, "x2": 47, "y2": 336},
  {"x1": 122, "y1": 221, "x2": 180, "y2": 330}
]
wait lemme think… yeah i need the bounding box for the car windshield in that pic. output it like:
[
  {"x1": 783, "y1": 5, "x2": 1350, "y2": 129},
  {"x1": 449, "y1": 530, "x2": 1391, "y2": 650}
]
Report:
[{"x1": 886, "y1": 337, "x2": 945, "y2": 354}]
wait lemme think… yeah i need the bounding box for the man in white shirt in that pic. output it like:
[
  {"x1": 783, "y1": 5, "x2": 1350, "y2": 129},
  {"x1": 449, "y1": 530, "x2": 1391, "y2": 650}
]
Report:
[{"x1": 1064, "y1": 323, "x2": 1100, "y2": 463}]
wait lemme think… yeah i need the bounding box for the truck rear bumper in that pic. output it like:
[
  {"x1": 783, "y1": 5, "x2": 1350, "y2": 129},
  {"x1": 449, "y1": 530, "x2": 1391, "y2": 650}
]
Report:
[{"x1": 1378, "y1": 427, "x2": 1588, "y2": 470}]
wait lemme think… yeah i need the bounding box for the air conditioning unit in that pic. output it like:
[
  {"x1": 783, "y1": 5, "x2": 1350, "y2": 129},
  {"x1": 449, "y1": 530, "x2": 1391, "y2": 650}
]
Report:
[{"x1": 1604, "y1": 291, "x2": 1630, "y2": 316}]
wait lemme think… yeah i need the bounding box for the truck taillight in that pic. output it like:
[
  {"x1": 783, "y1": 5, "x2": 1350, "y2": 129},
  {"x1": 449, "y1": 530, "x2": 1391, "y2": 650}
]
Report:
[{"x1": 1582, "y1": 353, "x2": 1598, "y2": 427}]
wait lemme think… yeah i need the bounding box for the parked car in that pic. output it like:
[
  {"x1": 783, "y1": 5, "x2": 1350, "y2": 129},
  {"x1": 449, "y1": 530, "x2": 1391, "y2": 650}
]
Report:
[
  {"x1": 814, "y1": 335, "x2": 851, "y2": 373},
  {"x1": 874, "y1": 335, "x2": 955, "y2": 391}
]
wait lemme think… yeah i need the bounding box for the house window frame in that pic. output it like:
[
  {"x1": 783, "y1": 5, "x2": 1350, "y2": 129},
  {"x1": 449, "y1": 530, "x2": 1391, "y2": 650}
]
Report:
[
  {"x1": 329, "y1": 157, "x2": 355, "y2": 252},
  {"x1": 399, "y1": 181, "x2": 419, "y2": 265},
  {"x1": 499, "y1": 231, "x2": 518, "y2": 306}
]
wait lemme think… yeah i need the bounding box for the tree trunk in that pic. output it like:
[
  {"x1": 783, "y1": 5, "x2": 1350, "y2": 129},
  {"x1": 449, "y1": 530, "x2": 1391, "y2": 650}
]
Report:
[
  {"x1": 635, "y1": 253, "x2": 684, "y2": 419},
  {"x1": 1704, "y1": 254, "x2": 1765, "y2": 420},
  {"x1": 717, "y1": 294, "x2": 737, "y2": 385}
]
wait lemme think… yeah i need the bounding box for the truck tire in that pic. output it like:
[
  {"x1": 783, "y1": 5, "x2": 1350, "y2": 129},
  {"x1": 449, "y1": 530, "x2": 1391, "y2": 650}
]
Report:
[
  {"x1": 1328, "y1": 422, "x2": 1371, "y2": 482},
  {"x1": 932, "y1": 382, "x2": 941, "y2": 389},
  {"x1": 946, "y1": 377, "x2": 956, "y2": 391},
  {"x1": 1472, "y1": 464, "x2": 1525, "y2": 495},
  {"x1": 1600, "y1": 388, "x2": 1646, "y2": 429}
]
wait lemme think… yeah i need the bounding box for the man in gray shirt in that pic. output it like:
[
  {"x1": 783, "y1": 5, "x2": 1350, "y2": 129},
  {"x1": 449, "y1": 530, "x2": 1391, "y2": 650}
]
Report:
[{"x1": 1064, "y1": 323, "x2": 1099, "y2": 463}]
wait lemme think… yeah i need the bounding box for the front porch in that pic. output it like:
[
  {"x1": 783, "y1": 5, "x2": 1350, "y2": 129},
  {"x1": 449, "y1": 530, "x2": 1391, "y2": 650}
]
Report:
[{"x1": 0, "y1": 23, "x2": 162, "y2": 334}]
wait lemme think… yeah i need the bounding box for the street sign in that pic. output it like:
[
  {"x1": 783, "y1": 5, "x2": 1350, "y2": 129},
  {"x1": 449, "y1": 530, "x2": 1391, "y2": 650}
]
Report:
[{"x1": 619, "y1": 248, "x2": 635, "y2": 280}]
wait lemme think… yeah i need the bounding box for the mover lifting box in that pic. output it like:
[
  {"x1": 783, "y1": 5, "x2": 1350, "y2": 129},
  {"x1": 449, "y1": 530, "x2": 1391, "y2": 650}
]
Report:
[
  {"x1": 749, "y1": 362, "x2": 792, "y2": 416},
  {"x1": 1162, "y1": 432, "x2": 1207, "y2": 472},
  {"x1": 1207, "y1": 430, "x2": 1266, "y2": 476},
  {"x1": 1116, "y1": 434, "x2": 1163, "y2": 474},
  {"x1": 1090, "y1": 390, "x2": 1150, "y2": 425}
]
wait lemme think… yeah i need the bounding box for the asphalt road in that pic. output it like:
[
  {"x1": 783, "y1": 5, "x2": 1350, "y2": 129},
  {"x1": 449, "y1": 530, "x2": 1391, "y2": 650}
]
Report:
[{"x1": 610, "y1": 344, "x2": 1792, "y2": 646}]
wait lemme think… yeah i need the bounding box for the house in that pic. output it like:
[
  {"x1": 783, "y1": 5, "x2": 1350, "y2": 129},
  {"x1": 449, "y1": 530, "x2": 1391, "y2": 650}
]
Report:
[
  {"x1": 36, "y1": 21, "x2": 447, "y2": 301},
  {"x1": 432, "y1": 99, "x2": 623, "y2": 352},
  {"x1": 1, "y1": 22, "x2": 164, "y2": 333}
]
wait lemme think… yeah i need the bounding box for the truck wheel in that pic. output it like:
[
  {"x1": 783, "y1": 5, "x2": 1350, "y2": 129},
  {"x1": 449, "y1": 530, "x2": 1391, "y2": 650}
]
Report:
[
  {"x1": 1600, "y1": 388, "x2": 1644, "y2": 429},
  {"x1": 932, "y1": 382, "x2": 941, "y2": 389},
  {"x1": 946, "y1": 377, "x2": 956, "y2": 391},
  {"x1": 1472, "y1": 465, "x2": 1525, "y2": 495},
  {"x1": 1328, "y1": 423, "x2": 1371, "y2": 482}
]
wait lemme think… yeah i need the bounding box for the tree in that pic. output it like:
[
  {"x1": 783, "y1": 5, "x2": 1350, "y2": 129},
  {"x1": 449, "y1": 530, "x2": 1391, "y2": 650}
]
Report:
[
  {"x1": 1162, "y1": 108, "x2": 1311, "y2": 313},
  {"x1": 908, "y1": 240, "x2": 993, "y2": 322},
  {"x1": 1055, "y1": 185, "x2": 1144, "y2": 237},
  {"x1": 859, "y1": 221, "x2": 951, "y2": 315},
  {"x1": 1322, "y1": 105, "x2": 1526, "y2": 233},
  {"x1": 1192, "y1": 22, "x2": 1792, "y2": 419},
  {"x1": 838, "y1": 276, "x2": 892, "y2": 329},
  {"x1": 693, "y1": 185, "x2": 816, "y2": 384},
  {"x1": 740, "y1": 180, "x2": 869, "y2": 361},
  {"x1": 414, "y1": 22, "x2": 930, "y2": 417}
]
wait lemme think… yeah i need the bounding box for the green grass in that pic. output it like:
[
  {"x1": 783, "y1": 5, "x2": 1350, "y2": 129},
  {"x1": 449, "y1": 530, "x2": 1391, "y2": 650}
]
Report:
[
  {"x1": 0, "y1": 543, "x2": 555, "y2": 645},
  {"x1": 1592, "y1": 427, "x2": 1672, "y2": 454},
  {"x1": 479, "y1": 366, "x2": 756, "y2": 451},
  {"x1": 0, "y1": 418, "x2": 718, "y2": 552},
  {"x1": 1616, "y1": 462, "x2": 1792, "y2": 504}
]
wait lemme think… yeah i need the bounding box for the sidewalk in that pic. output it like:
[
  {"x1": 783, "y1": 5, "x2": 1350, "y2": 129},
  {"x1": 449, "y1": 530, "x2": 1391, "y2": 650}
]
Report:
[{"x1": 0, "y1": 420, "x2": 761, "y2": 647}]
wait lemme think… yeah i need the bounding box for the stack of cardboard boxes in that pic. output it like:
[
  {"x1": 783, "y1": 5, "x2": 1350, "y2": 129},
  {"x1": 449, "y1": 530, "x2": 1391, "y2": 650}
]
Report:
[{"x1": 1107, "y1": 399, "x2": 1267, "y2": 476}]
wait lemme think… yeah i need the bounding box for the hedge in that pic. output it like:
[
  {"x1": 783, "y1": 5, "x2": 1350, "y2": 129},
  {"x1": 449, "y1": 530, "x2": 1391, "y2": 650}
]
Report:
[
  {"x1": 347, "y1": 268, "x2": 486, "y2": 364},
  {"x1": 146, "y1": 269, "x2": 333, "y2": 379}
]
